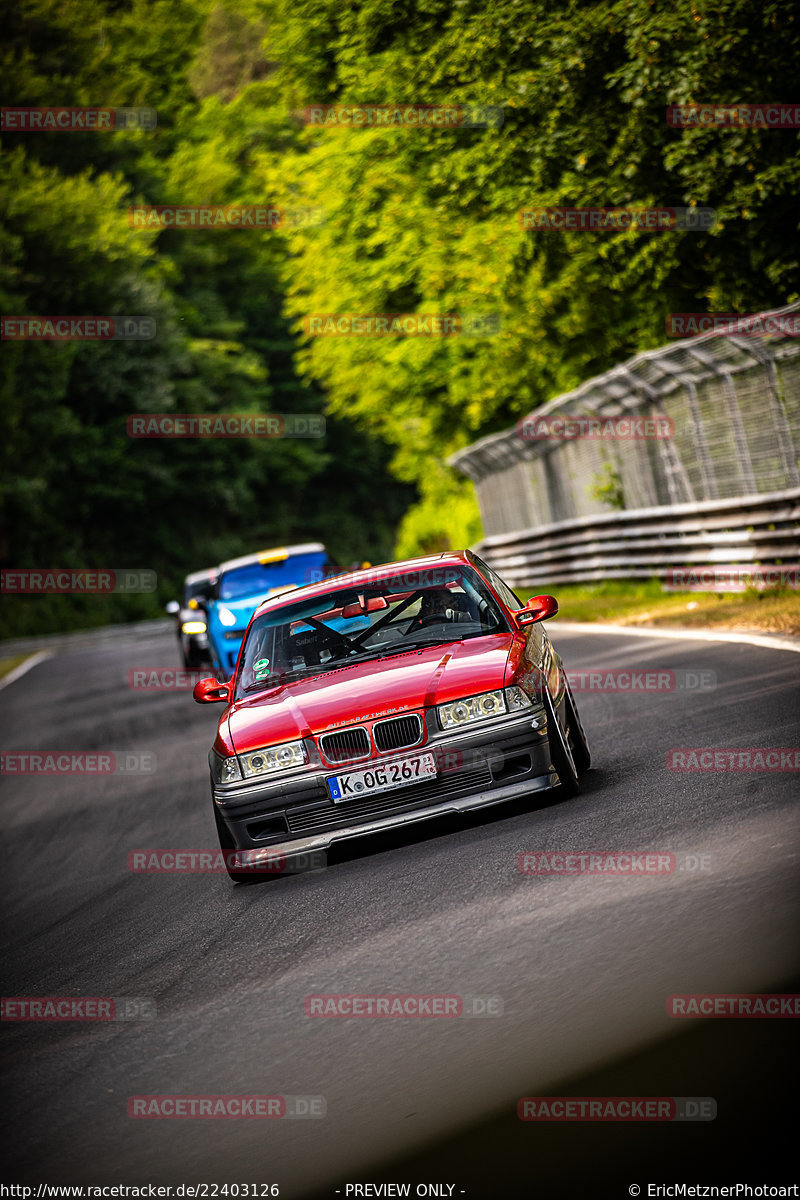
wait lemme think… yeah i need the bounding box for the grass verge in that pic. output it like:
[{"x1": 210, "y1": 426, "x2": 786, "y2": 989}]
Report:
[
  {"x1": 0, "y1": 655, "x2": 35, "y2": 681},
  {"x1": 528, "y1": 580, "x2": 800, "y2": 635}
]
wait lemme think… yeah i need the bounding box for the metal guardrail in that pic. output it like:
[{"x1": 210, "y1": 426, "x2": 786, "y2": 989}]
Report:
[
  {"x1": 475, "y1": 488, "x2": 800, "y2": 588},
  {"x1": 451, "y1": 302, "x2": 800, "y2": 584},
  {"x1": 451, "y1": 302, "x2": 800, "y2": 539}
]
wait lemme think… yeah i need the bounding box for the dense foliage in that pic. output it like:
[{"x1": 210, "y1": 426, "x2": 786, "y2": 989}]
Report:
[
  {"x1": 0, "y1": 0, "x2": 414, "y2": 635},
  {"x1": 1, "y1": 0, "x2": 797, "y2": 634}
]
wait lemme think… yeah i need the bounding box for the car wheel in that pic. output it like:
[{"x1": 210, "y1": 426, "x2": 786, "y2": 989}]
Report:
[
  {"x1": 213, "y1": 802, "x2": 261, "y2": 883},
  {"x1": 543, "y1": 687, "x2": 580, "y2": 796},
  {"x1": 563, "y1": 677, "x2": 591, "y2": 774}
]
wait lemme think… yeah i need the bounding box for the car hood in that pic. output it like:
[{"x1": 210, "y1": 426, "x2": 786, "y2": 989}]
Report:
[{"x1": 226, "y1": 633, "x2": 518, "y2": 754}]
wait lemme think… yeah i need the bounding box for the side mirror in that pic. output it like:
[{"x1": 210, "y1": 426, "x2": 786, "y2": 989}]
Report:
[
  {"x1": 165, "y1": 600, "x2": 180, "y2": 615},
  {"x1": 188, "y1": 597, "x2": 207, "y2": 612},
  {"x1": 193, "y1": 677, "x2": 231, "y2": 704},
  {"x1": 514, "y1": 594, "x2": 559, "y2": 627}
]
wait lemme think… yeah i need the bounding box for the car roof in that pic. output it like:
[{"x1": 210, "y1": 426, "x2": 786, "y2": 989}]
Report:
[
  {"x1": 184, "y1": 567, "x2": 217, "y2": 585},
  {"x1": 218, "y1": 542, "x2": 326, "y2": 575},
  {"x1": 252, "y1": 551, "x2": 474, "y2": 618}
]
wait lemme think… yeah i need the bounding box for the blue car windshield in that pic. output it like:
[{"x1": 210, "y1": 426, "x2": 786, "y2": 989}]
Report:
[{"x1": 219, "y1": 552, "x2": 327, "y2": 601}]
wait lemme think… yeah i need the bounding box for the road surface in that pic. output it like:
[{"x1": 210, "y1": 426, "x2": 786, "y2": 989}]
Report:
[{"x1": 2, "y1": 626, "x2": 798, "y2": 1196}]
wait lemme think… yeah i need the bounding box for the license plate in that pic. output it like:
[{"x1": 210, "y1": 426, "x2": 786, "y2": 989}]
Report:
[{"x1": 327, "y1": 752, "x2": 437, "y2": 803}]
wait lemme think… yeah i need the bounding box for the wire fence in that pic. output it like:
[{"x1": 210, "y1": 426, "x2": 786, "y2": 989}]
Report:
[{"x1": 450, "y1": 303, "x2": 800, "y2": 539}]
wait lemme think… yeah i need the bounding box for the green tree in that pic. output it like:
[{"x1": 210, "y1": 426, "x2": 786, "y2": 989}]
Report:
[
  {"x1": 0, "y1": 0, "x2": 412, "y2": 636},
  {"x1": 254, "y1": 0, "x2": 799, "y2": 549}
]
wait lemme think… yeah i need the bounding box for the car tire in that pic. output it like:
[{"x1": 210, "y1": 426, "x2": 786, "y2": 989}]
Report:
[
  {"x1": 543, "y1": 687, "x2": 580, "y2": 796},
  {"x1": 563, "y1": 677, "x2": 591, "y2": 774}
]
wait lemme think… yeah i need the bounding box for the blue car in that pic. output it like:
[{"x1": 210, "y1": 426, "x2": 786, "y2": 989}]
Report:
[{"x1": 207, "y1": 543, "x2": 331, "y2": 678}]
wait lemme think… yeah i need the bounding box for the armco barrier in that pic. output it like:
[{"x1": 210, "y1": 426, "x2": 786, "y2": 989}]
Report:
[
  {"x1": 451, "y1": 303, "x2": 800, "y2": 530},
  {"x1": 451, "y1": 302, "x2": 800, "y2": 583},
  {"x1": 472, "y1": 488, "x2": 800, "y2": 587}
]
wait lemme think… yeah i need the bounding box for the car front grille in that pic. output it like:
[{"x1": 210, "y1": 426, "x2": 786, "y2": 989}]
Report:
[
  {"x1": 285, "y1": 761, "x2": 492, "y2": 835},
  {"x1": 373, "y1": 714, "x2": 423, "y2": 752},
  {"x1": 319, "y1": 727, "x2": 370, "y2": 763}
]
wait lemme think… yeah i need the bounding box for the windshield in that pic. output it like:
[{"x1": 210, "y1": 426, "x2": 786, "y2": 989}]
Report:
[
  {"x1": 219, "y1": 551, "x2": 327, "y2": 601},
  {"x1": 184, "y1": 577, "x2": 215, "y2": 605},
  {"x1": 236, "y1": 564, "x2": 509, "y2": 695}
]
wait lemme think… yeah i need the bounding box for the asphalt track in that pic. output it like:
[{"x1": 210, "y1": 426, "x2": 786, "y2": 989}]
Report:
[{"x1": 1, "y1": 625, "x2": 799, "y2": 1197}]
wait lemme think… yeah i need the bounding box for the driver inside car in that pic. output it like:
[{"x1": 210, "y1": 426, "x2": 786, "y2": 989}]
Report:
[{"x1": 405, "y1": 587, "x2": 473, "y2": 633}]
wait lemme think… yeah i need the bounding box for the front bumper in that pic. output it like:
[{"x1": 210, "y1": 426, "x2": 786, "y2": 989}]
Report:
[
  {"x1": 182, "y1": 631, "x2": 209, "y2": 650},
  {"x1": 212, "y1": 709, "x2": 559, "y2": 857}
]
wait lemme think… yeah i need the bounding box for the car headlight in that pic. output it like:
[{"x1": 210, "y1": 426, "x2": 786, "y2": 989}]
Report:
[
  {"x1": 437, "y1": 689, "x2": 507, "y2": 729},
  {"x1": 181, "y1": 620, "x2": 207, "y2": 635},
  {"x1": 241, "y1": 739, "x2": 307, "y2": 778},
  {"x1": 504, "y1": 684, "x2": 535, "y2": 711},
  {"x1": 210, "y1": 751, "x2": 242, "y2": 785},
  {"x1": 217, "y1": 605, "x2": 237, "y2": 627}
]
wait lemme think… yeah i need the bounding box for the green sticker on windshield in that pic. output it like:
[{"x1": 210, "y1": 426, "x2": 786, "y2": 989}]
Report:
[{"x1": 253, "y1": 657, "x2": 270, "y2": 678}]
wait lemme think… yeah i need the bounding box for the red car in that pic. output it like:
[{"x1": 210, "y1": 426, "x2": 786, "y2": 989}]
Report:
[{"x1": 193, "y1": 551, "x2": 590, "y2": 880}]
